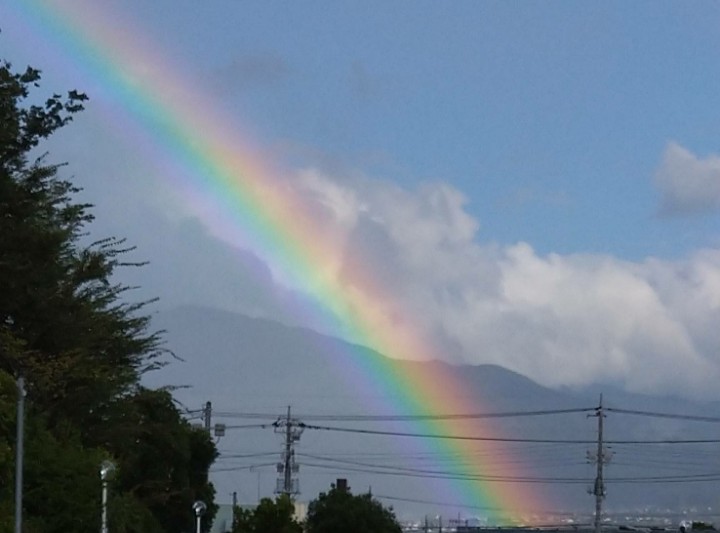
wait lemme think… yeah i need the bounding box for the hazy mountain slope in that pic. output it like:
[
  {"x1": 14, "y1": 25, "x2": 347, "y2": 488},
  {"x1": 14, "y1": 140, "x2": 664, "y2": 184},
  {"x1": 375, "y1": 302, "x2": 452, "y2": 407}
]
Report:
[{"x1": 144, "y1": 305, "x2": 720, "y2": 521}]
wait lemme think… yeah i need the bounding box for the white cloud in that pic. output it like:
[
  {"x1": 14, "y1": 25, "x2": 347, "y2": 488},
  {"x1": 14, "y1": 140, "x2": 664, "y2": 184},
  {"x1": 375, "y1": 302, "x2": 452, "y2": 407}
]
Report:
[
  {"x1": 59, "y1": 118, "x2": 720, "y2": 401},
  {"x1": 655, "y1": 142, "x2": 720, "y2": 216},
  {"x1": 287, "y1": 167, "x2": 720, "y2": 400}
]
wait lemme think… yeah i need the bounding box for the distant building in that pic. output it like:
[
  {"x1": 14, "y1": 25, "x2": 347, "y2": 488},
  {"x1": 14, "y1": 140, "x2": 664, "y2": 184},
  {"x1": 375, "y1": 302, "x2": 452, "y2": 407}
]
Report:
[
  {"x1": 294, "y1": 501, "x2": 307, "y2": 522},
  {"x1": 210, "y1": 504, "x2": 234, "y2": 533}
]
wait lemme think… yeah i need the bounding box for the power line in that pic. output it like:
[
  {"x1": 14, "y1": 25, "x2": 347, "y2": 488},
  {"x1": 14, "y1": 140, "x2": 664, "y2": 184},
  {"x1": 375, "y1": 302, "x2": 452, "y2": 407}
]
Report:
[
  {"x1": 216, "y1": 452, "x2": 278, "y2": 460},
  {"x1": 607, "y1": 407, "x2": 720, "y2": 423},
  {"x1": 212, "y1": 405, "x2": 720, "y2": 425},
  {"x1": 211, "y1": 462, "x2": 278, "y2": 473},
  {"x1": 299, "y1": 461, "x2": 592, "y2": 484},
  {"x1": 301, "y1": 423, "x2": 596, "y2": 443},
  {"x1": 209, "y1": 399, "x2": 720, "y2": 513},
  {"x1": 300, "y1": 422, "x2": 720, "y2": 444},
  {"x1": 223, "y1": 423, "x2": 275, "y2": 430},
  {"x1": 212, "y1": 407, "x2": 595, "y2": 421},
  {"x1": 296, "y1": 452, "x2": 586, "y2": 477},
  {"x1": 299, "y1": 461, "x2": 720, "y2": 485}
]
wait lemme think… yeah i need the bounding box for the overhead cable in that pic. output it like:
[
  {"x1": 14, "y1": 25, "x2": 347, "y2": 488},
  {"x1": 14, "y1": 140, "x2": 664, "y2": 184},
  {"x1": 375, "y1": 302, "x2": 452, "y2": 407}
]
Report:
[
  {"x1": 300, "y1": 423, "x2": 720, "y2": 444},
  {"x1": 607, "y1": 407, "x2": 720, "y2": 423},
  {"x1": 213, "y1": 407, "x2": 595, "y2": 421}
]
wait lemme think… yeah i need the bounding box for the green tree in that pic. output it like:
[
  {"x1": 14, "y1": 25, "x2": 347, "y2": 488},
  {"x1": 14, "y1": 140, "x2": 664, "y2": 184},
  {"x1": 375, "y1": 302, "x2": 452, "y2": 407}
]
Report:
[
  {"x1": 0, "y1": 59, "x2": 218, "y2": 532},
  {"x1": 232, "y1": 504, "x2": 254, "y2": 533},
  {"x1": 0, "y1": 60, "x2": 164, "y2": 430},
  {"x1": 232, "y1": 495, "x2": 302, "y2": 533},
  {"x1": 21, "y1": 421, "x2": 106, "y2": 533},
  {"x1": 100, "y1": 388, "x2": 218, "y2": 533},
  {"x1": 0, "y1": 368, "x2": 108, "y2": 533},
  {"x1": 692, "y1": 523, "x2": 716, "y2": 531},
  {"x1": 306, "y1": 485, "x2": 402, "y2": 533}
]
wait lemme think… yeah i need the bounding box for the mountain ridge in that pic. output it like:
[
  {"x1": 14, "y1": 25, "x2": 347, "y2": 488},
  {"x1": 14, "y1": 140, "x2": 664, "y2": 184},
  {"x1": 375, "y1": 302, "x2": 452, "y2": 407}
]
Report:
[{"x1": 145, "y1": 304, "x2": 720, "y2": 519}]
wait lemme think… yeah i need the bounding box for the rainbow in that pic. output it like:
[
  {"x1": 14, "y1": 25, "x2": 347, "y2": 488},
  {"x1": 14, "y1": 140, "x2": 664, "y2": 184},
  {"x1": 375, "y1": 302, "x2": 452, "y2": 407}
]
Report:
[{"x1": 9, "y1": 0, "x2": 552, "y2": 521}]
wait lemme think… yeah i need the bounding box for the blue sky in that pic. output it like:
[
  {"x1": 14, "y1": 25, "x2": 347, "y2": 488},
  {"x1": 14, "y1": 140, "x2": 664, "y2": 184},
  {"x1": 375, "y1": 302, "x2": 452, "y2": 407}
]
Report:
[
  {"x1": 4, "y1": 1, "x2": 719, "y2": 257},
  {"x1": 122, "y1": 0, "x2": 720, "y2": 259},
  {"x1": 2, "y1": 1, "x2": 720, "y2": 400}
]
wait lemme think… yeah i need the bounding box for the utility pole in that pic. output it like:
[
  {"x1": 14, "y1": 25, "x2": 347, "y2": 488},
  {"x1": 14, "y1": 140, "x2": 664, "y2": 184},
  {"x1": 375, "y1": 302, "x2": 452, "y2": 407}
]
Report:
[
  {"x1": 589, "y1": 395, "x2": 607, "y2": 533},
  {"x1": 274, "y1": 406, "x2": 303, "y2": 497},
  {"x1": 283, "y1": 406, "x2": 292, "y2": 494},
  {"x1": 203, "y1": 401, "x2": 212, "y2": 432},
  {"x1": 14, "y1": 376, "x2": 25, "y2": 533}
]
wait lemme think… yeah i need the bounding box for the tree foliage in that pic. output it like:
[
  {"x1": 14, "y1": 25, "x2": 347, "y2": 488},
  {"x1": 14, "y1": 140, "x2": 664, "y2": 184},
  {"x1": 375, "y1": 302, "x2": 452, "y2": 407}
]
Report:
[
  {"x1": 305, "y1": 485, "x2": 402, "y2": 533},
  {"x1": 0, "y1": 59, "x2": 217, "y2": 532},
  {"x1": 232, "y1": 495, "x2": 303, "y2": 533}
]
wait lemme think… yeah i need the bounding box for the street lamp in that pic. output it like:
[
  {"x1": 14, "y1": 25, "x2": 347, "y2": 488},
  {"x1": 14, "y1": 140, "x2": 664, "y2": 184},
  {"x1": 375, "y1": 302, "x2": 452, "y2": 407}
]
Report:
[
  {"x1": 192, "y1": 500, "x2": 207, "y2": 533},
  {"x1": 100, "y1": 460, "x2": 115, "y2": 533},
  {"x1": 14, "y1": 376, "x2": 25, "y2": 533}
]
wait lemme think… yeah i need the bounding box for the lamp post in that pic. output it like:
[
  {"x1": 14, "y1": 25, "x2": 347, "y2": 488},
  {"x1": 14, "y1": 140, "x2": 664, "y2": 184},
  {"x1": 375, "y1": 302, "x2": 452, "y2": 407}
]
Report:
[
  {"x1": 192, "y1": 500, "x2": 207, "y2": 533},
  {"x1": 14, "y1": 376, "x2": 25, "y2": 533},
  {"x1": 100, "y1": 460, "x2": 115, "y2": 533}
]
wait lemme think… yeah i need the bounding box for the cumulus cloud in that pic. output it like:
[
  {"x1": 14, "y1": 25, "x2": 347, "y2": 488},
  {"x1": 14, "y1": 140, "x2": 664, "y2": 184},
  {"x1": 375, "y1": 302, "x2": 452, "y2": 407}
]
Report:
[
  {"x1": 655, "y1": 142, "x2": 720, "y2": 216},
  {"x1": 64, "y1": 114, "x2": 720, "y2": 401},
  {"x1": 286, "y1": 167, "x2": 720, "y2": 400}
]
